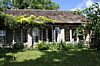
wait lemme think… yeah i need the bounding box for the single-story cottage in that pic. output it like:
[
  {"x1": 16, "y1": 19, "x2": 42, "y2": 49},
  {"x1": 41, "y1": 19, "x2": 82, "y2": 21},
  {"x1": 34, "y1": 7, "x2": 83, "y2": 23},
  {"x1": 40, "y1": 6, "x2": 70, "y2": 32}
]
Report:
[{"x1": 0, "y1": 9, "x2": 88, "y2": 48}]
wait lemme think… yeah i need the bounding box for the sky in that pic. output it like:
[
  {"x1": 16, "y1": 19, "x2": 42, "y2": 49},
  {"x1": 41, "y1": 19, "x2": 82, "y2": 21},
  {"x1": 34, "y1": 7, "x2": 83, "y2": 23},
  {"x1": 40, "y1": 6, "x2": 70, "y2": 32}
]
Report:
[{"x1": 52, "y1": 0, "x2": 100, "y2": 11}]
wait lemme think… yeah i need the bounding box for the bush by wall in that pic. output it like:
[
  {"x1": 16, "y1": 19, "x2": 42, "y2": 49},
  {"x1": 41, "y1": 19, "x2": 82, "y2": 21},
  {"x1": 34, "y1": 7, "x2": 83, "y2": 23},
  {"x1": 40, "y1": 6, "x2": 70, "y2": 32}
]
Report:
[
  {"x1": 35, "y1": 41, "x2": 49, "y2": 50},
  {"x1": 35, "y1": 41, "x2": 85, "y2": 50},
  {"x1": 13, "y1": 43, "x2": 24, "y2": 50}
]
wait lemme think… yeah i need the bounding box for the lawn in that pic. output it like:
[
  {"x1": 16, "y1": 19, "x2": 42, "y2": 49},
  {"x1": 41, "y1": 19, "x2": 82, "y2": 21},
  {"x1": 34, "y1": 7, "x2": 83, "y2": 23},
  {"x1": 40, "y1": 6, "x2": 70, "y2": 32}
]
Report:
[{"x1": 0, "y1": 49, "x2": 100, "y2": 66}]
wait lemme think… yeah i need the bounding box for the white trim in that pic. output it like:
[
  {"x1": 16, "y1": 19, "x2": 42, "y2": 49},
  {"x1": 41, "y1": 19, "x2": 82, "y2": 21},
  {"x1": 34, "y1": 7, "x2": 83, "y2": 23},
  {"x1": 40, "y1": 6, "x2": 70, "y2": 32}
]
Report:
[{"x1": 70, "y1": 29, "x2": 73, "y2": 42}]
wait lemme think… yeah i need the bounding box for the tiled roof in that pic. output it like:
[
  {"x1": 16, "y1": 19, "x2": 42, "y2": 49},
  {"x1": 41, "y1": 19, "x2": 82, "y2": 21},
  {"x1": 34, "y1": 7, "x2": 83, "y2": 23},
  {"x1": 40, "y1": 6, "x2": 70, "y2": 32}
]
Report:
[{"x1": 4, "y1": 9, "x2": 86, "y2": 23}]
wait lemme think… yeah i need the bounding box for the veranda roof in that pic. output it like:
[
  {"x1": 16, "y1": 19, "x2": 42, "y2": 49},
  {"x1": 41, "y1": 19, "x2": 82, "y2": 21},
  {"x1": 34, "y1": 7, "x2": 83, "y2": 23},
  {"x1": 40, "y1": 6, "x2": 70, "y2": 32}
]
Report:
[{"x1": 4, "y1": 9, "x2": 86, "y2": 23}]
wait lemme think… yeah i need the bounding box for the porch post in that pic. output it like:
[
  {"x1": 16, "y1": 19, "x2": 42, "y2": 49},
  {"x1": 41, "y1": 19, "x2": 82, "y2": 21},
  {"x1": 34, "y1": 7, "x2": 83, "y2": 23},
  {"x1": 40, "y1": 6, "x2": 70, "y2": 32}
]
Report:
[
  {"x1": 41, "y1": 29, "x2": 43, "y2": 41},
  {"x1": 51, "y1": 26, "x2": 54, "y2": 42},
  {"x1": 76, "y1": 34, "x2": 79, "y2": 43},
  {"x1": 83, "y1": 30, "x2": 85, "y2": 41},
  {"x1": 57, "y1": 31, "x2": 60, "y2": 42},
  {"x1": 46, "y1": 29, "x2": 48, "y2": 41},
  {"x1": 61, "y1": 29, "x2": 65, "y2": 42},
  {"x1": 54, "y1": 29, "x2": 56, "y2": 42},
  {"x1": 38, "y1": 29, "x2": 40, "y2": 41},
  {"x1": 12, "y1": 31, "x2": 15, "y2": 45},
  {"x1": 21, "y1": 29, "x2": 23, "y2": 43},
  {"x1": 40, "y1": 29, "x2": 42, "y2": 41},
  {"x1": 27, "y1": 28, "x2": 32, "y2": 48},
  {"x1": 70, "y1": 29, "x2": 73, "y2": 42}
]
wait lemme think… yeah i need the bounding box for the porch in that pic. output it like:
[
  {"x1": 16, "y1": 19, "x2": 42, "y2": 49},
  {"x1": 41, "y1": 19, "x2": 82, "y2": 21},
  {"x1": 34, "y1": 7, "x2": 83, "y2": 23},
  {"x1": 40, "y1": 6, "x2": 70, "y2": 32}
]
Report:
[{"x1": 0, "y1": 23, "x2": 85, "y2": 48}]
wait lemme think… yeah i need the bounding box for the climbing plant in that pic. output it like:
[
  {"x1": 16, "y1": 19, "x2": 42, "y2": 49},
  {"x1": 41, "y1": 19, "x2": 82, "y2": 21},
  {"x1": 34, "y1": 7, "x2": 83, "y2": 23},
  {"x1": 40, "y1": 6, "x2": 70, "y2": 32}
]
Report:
[
  {"x1": 0, "y1": 12, "x2": 55, "y2": 29},
  {"x1": 4, "y1": 14, "x2": 17, "y2": 29}
]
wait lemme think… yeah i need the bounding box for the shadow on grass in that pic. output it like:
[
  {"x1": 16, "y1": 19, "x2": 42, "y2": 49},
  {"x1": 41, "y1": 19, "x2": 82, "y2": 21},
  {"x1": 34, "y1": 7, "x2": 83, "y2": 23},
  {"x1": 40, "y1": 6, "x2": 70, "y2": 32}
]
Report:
[
  {"x1": 0, "y1": 48, "x2": 26, "y2": 66},
  {"x1": 1, "y1": 49, "x2": 100, "y2": 66}
]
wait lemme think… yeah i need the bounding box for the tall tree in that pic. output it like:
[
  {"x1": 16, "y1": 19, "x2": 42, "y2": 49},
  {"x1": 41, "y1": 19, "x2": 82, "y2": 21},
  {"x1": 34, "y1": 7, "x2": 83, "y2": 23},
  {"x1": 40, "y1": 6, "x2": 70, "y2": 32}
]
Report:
[
  {"x1": 0, "y1": 0, "x2": 13, "y2": 10},
  {"x1": 12, "y1": 0, "x2": 60, "y2": 10},
  {"x1": 80, "y1": 3, "x2": 100, "y2": 49}
]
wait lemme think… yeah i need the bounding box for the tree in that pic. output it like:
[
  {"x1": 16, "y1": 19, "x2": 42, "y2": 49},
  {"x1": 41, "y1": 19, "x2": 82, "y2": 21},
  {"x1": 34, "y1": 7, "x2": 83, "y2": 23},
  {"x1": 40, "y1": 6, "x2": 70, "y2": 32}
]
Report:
[
  {"x1": 12, "y1": 0, "x2": 29, "y2": 9},
  {"x1": 0, "y1": 0, "x2": 13, "y2": 10},
  {"x1": 81, "y1": 3, "x2": 100, "y2": 49},
  {"x1": 0, "y1": 0, "x2": 60, "y2": 10},
  {"x1": 12, "y1": 0, "x2": 60, "y2": 10}
]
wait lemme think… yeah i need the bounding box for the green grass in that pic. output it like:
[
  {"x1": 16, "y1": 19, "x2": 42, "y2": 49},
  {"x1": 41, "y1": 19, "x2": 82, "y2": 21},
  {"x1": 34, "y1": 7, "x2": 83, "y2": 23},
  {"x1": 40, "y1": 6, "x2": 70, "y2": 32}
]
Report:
[{"x1": 0, "y1": 49, "x2": 100, "y2": 66}]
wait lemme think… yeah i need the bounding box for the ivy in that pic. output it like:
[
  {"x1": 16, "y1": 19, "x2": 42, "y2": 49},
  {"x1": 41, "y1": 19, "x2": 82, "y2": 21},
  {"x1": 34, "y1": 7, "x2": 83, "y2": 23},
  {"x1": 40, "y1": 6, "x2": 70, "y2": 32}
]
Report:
[{"x1": 0, "y1": 12, "x2": 55, "y2": 29}]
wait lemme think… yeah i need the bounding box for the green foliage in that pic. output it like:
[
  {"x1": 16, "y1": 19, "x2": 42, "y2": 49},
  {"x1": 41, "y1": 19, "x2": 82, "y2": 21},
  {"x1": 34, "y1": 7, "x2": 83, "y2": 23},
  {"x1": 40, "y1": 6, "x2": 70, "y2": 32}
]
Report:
[
  {"x1": 74, "y1": 3, "x2": 100, "y2": 37},
  {"x1": 38, "y1": 16, "x2": 55, "y2": 23},
  {"x1": 13, "y1": 43, "x2": 24, "y2": 50},
  {"x1": 74, "y1": 9, "x2": 82, "y2": 15},
  {"x1": 75, "y1": 26, "x2": 84, "y2": 36},
  {"x1": 47, "y1": 42, "x2": 61, "y2": 50},
  {"x1": 81, "y1": 2, "x2": 100, "y2": 49},
  {"x1": 0, "y1": 48, "x2": 6, "y2": 58},
  {"x1": 0, "y1": 12, "x2": 5, "y2": 24},
  {"x1": 0, "y1": 12, "x2": 55, "y2": 29},
  {"x1": 0, "y1": 0, "x2": 8, "y2": 11},
  {"x1": 27, "y1": 15, "x2": 36, "y2": 23},
  {"x1": 82, "y1": 3, "x2": 100, "y2": 31},
  {"x1": 4, "y1": 55, "x2": 15, "y2": 63},
  {"x1": 47, "y1": 42, "x2": 70, "y2": 50},
  {"x1": 0, "y1": 13, "x2": 18, "y2": 29},
  {"x1": 16, "y1": 15, "x2": 55, "y2": 28},
  {"x1": 16, "y1": 16, "x2": 30, "y2": 28},
  {"x1": 35, "y1": 41, "x2": 49, "y2": 50},
  {"x1": 1, "y1": 49, "x2": 100, "y2": 66},
  {"x1": 4, "y1": 14, "x2": 18, "y2": 29},
  {"x1": 12, "y1": 0, "x2": 60, "y2": 10},
  {"x1": 35, "y1": 41, "x2": 85, "y2": 50}
]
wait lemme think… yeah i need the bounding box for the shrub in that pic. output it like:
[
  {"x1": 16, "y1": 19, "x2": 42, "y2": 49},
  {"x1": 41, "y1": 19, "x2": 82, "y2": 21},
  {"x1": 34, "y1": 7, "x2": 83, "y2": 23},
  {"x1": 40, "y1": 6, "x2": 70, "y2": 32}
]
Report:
[
  {"x1": 0, "y1": 48, "x2": 6, "y2": 58},
  {"x1": 13, "y1": 43, "x2": 24, "y2": 50},
  {"x1": 63, "y1": 43, "x2": 73, "y2": 50},
  {"x1": 35, "y1": 41, "x2": 49, "y2": 50},
  {"x1": 47, "y1": 42, "x2": 59, "y2": 50},
  {"x1": 66, "y1": 42, "x2": 85, "y2": 49},
  {"x1": 47, "y1": 42, "x2": 69, "y2": 50},
  {"x1": 77, "y1": 42, "x2": 85, "y2": 48},
  {"x1": 35, "y1": 41, "x2": 85, "y2": 50},
  {"x1": 4, "y1": 55, "x2": 16, "y2": 63}
]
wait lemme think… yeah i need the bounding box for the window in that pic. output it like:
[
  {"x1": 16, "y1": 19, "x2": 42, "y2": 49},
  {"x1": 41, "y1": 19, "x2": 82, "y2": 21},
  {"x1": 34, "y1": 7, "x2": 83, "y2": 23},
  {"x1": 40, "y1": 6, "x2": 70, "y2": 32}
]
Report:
[
  {"x1": 0, "y1": 30, "x2": 6, "y2": 42},
  {"x1": 0, "y1": 30, "x2": 6, "y2": 36}
]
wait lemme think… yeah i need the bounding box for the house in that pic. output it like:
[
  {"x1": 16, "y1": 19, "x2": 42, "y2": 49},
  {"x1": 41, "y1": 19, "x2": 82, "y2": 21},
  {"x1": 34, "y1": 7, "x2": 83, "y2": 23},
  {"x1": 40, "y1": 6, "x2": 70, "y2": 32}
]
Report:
[{"x1": 0, "y1": 9, "x2": 87, "y2": 48}]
